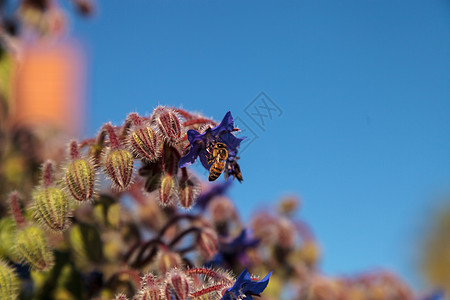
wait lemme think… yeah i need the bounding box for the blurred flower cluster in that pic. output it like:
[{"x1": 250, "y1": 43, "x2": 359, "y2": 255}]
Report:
[
  {"x1": 0, "y1": 103, "x2": 441, "y2": 300},
  {"x1": 0, "y1": 1, "x2": 447, "y2": 300}
]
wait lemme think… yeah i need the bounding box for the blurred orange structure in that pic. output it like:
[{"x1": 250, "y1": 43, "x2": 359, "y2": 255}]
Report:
[{"x1": 12, "y1": 42, "x2": 85, "y2": 135}]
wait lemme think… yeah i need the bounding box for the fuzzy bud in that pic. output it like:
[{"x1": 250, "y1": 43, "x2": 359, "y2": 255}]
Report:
[
  {"x1": 178, "y1": 177, "x2": 200, "y2": 209},
  {"x1": 159, "y1": 174, "x2": 177, "y2": 206},
  {"x1": 42, "y1": 160, "x2": 55, "y2": 188},
  {"x1": 129, "y1": 126, "x2": 160, "y2": 162},
  {"x1": 156, "y1": 250, "x2": 182, "y2": 275},
  {"x1": 115, "y1": 293, "x2": 128, "y2": 300},
  {"x1": 16, "y1": 226, "x2": 54, "y2": 271},
  {"x1": 141, "y1": 273, "x2": 157, "y2": 288},
  {"x1": 65, "y1": 158, "x2": 95, "y2": 201},
  {"x1": 0, "y1": 218, "x2": 19, "y2": 262},
  {"x1": 138, "y1": 289, "x2": 161, "y2": 300},
  {"x1": 164, "y1": 269, "x2": 190, "y2": 300},
  {"x1": 8, "y1": 191, "x2": 25, "y2": 227},
  {"x1": 33, "y1": 186, "x2": 69, "y2": 231},
  {"x1": 105, "y1": 149, "x2": 134, "y2": 190},
  {"x1": 0, "y1": 260, "x2": 19, "y2": 300},
  {"x1": 154, "y1": 108, "x2": 182, "y2": 144},
  {"x1": 138, "y1": 274, "x2": 161, "y2": 300},
  {"x1": 197, "y1": 228, "x2": 218, "y2": 260}
]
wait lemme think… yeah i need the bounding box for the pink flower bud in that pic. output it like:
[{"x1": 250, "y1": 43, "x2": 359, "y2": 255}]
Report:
[
  {"x1": 65, "y1": 158, "x2": 95, "y2": 202},
  {"x1": 164, "y1": 269, "x2": 190, "y2": 300},
  {"x1": 138, "y1": 273, "x2": 162, "y2": 300},
  {"x1": 154, "y1": 107, "x2": 182, "y2": 144},
  {"x1": 104, "y1": 149, "x2": 134, "y2": 190},
  {"x1": 141, "y1": 273, "x2": 157, "y2": 288},
  {"x1": 159, "y1": 174, "x2": 177, "y2": 206},
  {"x1": 138, "y1": 288, "x2": 161, "y2": 300},
  {"x1": 129, "y1": 126, "x2": 160, "y2": 162},
  {"x1": 178, "y1": 177, "x2": 200, "y2": 209},
  {"x1": 115, "y1": 293, "x2": 128, "y2": 300},
  {"x1": 197, "y1": 228, "x2": 218, "y2": 260}
]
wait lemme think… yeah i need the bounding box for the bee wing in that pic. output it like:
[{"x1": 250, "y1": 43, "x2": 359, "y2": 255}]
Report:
[{"x1": 223, "y1": 161, "x2": 230, "y2": 181}]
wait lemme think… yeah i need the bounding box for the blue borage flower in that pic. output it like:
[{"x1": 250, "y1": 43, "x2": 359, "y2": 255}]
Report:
[
  {"x1": 179, "y1": 111, "x2": 245, "y2": 179},
  {"x1": 221, "y1": 269, "x2": 272, "y2": 300}
]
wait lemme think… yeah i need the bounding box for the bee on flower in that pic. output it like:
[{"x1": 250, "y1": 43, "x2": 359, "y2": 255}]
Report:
[{"x1": 179, "y1": 111, "x2": 245, "y2": 182}]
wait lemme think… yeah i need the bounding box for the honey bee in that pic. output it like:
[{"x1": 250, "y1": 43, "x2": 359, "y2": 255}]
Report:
[{"x1": 207, "y1": 142, "x2": 228, "y2": 181}]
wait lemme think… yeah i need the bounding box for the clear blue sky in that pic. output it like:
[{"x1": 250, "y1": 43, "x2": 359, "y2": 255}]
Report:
[{"x1": 69, "y1": 0, "x2": 450, "y2": 288}]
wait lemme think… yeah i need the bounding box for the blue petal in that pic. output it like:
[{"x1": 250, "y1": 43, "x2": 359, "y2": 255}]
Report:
[
  {"x1": 221, "y1": 269, "x2": 272, "y2": 300},
  {"x1": 179, "y1": 129, "x2": 207, "y2": 168},
  {"x1": 244, "y1": 271, "x2": 272, "y2": 295},
  {"x1": 236, "y1": 269, "x2": 252, "y2": 285},
  {"x1": 187, "y1": 129, "x2": 203, "y2": 143},
  {"x1": 220, "y1": 132, "x2": 244, "y2": 150},
  {"x1": 179, "y1": 143, "x2": 202, "y2": 168},
  {"x1": 211, "y1": 111, "x2": 234, "y2": 135},
  {"x1": 199, "y1": 149, "x2": 211, "y2": 169}
]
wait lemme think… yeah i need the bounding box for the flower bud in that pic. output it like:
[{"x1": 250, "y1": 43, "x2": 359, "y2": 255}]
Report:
[
  {"x1": 105, "y1": 149, "x2": 134, "y2": 190},
  {"x1": 33, "y1": 186, "x2": 69, "y2": 231},
  {"x1": 16, "y1": 226, "x2": 54, "y2": 271},
  {"x1": 178, "y1": 177, "x2": 200, "y2": 209},
  {"x1": 164, "y1": 269, "x2": 190, "y2": 300},
  {"x1": 156, "y1": 250, "x2": 182, "y2": 275},
  {"x1": 154, "y1": 107, "x2": 182, "y2": 144},
  {"x1": 0, "y1": 218, "x2": 19, "y2": 262},
  {"x1": 159, "y1": 174, "x2": 177, "y2": 206},
  {"x1": 65, "y1": 158, "x2": 95, "y2": 202},
  {"x1": 138, "y1": 289, "x2": 161, "y2": 300},
  {"x1": 197, "y1": 228, "x2": 218, "y2": 260},
  {"x1": 115, "y1": 293, "x2": 128, "y2": 300},
  {"x1": 8, "y1": 191, "x2": 25, "y2": 228},
  {"x1": 0, "y1": 260, "x2": 19, "y2": 300},
  {"x1": 138, "y1": 273, "x2": 162, "y2": 300},
  {"x1": 129, "y1": 126, "x2": 160, "y2": 162}
]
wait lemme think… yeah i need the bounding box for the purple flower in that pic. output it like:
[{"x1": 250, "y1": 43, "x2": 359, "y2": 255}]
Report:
[
  {"x1": 179, "y1": 111, "x2": 245, "y2": 179},
  {"x1": 221, "y1": 269, "x2": 272, "y2": 300}
]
